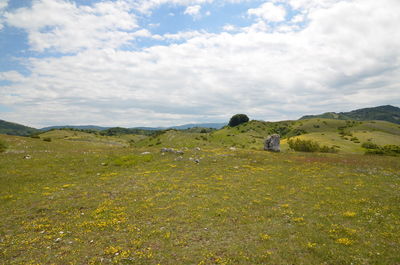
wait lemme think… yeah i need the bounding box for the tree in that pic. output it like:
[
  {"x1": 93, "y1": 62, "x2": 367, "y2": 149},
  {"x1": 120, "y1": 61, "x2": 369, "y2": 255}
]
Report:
[{"x1": 228, "y1": 114, "x2": 249, "y2": 127}]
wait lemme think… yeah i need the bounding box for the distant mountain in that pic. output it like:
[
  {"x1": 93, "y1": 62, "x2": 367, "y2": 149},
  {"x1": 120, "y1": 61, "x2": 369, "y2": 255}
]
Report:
[
  {"x1": 40, "y1": 123, "x2": 226, "y2": 132},
  {"x1": 0, "y1": 119, "x2": 39, "y2": 136},
  {"x1": 132, "y1": 123, "x2": 226, "y2": 130},
  {"x1": 131, "y1": 127, "x2": 165, "y2": 131},
  {"x1": 40, "y1": 125, "x2": 111, "y2": 131},
  {"x1": 170, "y1": 123, "x2": 226, "y2": 130},
  {"x1": 300, "y1": 105, "x2": 400, "y2": 124}
]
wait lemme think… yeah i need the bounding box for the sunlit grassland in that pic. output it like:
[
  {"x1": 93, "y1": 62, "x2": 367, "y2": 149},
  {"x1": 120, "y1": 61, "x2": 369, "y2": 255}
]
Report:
[{"x1": 0, "y1": 133, "x2": 399, "y2": 264}]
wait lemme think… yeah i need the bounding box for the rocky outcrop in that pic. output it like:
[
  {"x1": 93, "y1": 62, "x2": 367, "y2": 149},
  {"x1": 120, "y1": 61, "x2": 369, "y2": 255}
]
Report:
[{"x1": 264, "y1": 134, "x2": 280, "y2": 152}]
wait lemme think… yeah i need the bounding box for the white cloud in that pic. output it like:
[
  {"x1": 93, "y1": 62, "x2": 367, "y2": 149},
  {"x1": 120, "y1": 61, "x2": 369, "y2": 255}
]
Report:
[
  {"x1": 162, "y1": 30, "x2": 213, "y2": 40},
  {"x1": 184, "y1": 5, "x2": 201, "y2": 17},
  {"x1": 5, "y1": 0, "x2": 138, "y2": 53},
  {"x1": 1, "y1": 0, "x2": 400, "y2": 127},
  {"x1": 0, "y1": 0, "x2": 7, "y2": 10},
  {"x1": 133, "y1": 0, "x2": 211, "y2": 14},
  {"x1": 0, "y1": 0, "x2": 8, "y2": 30},
  {"x1": 248, "y1": 2, "x2": 286, "y2": 22},
  {"x1": 223, "y1": 24, "x2": 237, "y2": 32},
  {"x1": 0, "y1": 71, "x2": 25, "y2": 82}
]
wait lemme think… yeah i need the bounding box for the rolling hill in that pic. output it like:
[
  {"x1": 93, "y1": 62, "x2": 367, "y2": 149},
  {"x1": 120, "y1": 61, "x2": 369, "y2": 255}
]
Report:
[
  {"x1": 0, "y1": 119, "x2": 39, "y2": 136},
  {"x1": 300, "y1": 105, "x2": 400, "y2": 124}
]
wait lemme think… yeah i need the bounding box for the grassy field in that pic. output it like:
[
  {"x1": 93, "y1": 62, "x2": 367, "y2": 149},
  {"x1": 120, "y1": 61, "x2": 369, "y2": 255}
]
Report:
[{"x1": 1, "y1": 127, "x2": 399, "y2": 265}]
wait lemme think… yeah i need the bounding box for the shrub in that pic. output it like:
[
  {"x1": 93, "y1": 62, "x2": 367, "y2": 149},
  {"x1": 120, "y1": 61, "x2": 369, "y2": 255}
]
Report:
[
  {"x1": 382, "y1": 145, "x2": 400, "y2": 155},
  {"x1": 43, "y1": 137, "x2": 52, "y2": 142},
  {"x1": 228, "y1": 114, "x2": 249, "y2": 127},
  {"x1": 0, "y1": 139, "x2": 7, "y2": 153},
  {"x1": 288, "y1": 138, "x2": 337, "y2": 153},
  {"x1": 365, "y1": 149, "x2": 385, "y2": 155},
  {"x1": 361, "y1": 142, "x2": 379, "y2": 149},
  {"x1": 362, "y1": 142, "x2": 400, "y2": 156}
]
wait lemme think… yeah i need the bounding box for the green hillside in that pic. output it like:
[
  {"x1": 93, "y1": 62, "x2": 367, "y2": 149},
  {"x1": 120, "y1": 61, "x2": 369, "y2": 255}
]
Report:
[
  {"x1": 127, "y1": 119, "x2": 400, "y2": 155},
  {"x1": 1, "y1": 126, "x2": 399, "y2": 264},
  {"x1": 0, "y1": 119, "x2": 39, "y2": 136},
  {"x1": 300, "y1": 105, "x2": 400, "y2": 124}
]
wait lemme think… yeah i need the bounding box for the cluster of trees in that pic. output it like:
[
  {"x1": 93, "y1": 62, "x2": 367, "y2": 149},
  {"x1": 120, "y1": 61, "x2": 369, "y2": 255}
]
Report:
[
  {"x1": 287, "y1": 138, "x2": 338, "y2": 153},
  {"x1": 228, "y1": 114, "x2": 249, "y2": 127},
  {"x1": 362, "y1": 142, "x2": 400, "y2": 156}
]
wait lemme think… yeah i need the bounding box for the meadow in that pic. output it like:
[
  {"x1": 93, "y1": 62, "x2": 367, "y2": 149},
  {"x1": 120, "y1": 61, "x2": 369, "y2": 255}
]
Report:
[{"x1": 0, "y1": 122, "x2": 400, "y2": 264}]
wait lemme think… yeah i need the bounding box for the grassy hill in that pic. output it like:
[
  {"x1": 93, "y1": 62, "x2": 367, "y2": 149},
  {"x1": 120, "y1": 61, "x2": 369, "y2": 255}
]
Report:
[
  {"x1": 127, "y1": 119, "x2": 400, "y2": 154},
  {"x1": 0, "y1": 127, "x2": 399, "y2": 264},
  {"x1": 0, "y1": 119, "x2": 39, "y2": 136},
  {"x1": 300, "y1": 105, "x2": 400, "y2": 124}
]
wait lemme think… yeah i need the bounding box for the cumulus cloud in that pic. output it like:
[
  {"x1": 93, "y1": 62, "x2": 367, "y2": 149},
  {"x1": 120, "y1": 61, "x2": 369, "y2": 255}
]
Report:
[
  {"x1": 184, "y1": 5, "x2": 201, "y2": 17},
  {"x1": 1, "y1": 0, "x2": 400, "y2": 127},
  {"x1": 248, "y1": 2, "x2": 286, "y2": 22},
  {"x1": 5, "y1": 0, "x2": 139, "y2": 52},
  {"x1": 132, "y1": 0, "x2": 212, "y2": 14},
  {"x1": 222, "y1": 24, "x2": 237, "y2": 32}
]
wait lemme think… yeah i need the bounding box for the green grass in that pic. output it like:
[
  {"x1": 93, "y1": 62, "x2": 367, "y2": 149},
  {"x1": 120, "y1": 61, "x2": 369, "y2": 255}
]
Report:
[{"x1": 1, "y1": 132, "x2": 400, "y2": 264}]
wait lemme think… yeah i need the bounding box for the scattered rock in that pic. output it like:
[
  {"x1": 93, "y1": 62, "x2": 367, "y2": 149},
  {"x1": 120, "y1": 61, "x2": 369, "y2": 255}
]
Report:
[
  {"x1": 141, "y1": 151, "x2": 151, "y2": 155},
  {"x1": 54, "y1": 238, "x2": 62, "y2": 243},
  {"x1": 229, "y1": 147, "x2": 236, "y2": 151},
  {"x1": 194, "y1": 147, "x2": 201, "y2": 151},
  {"x1": 161, "y1": 148, "x2": 173, "y2": 153},
  {"x1": 264, "y1": 134, "x2": 280, "y2": 152},
  {"x1": 174, "y1": 156, "x2": 183, "y2": 161},
  {"x1": 161, "y1": 148, "x2": 184, "y2": 155},
  {"x1": 194, "y1": 159, "x2": 200, "y2": 164},
  {"x1": 23, "y1": 155, "x2": 31, "y2": 159}
]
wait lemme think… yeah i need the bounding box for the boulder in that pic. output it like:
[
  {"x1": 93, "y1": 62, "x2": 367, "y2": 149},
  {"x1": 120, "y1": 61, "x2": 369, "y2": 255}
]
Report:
[
  {"x1": 264, "y1": 134, "x2": 280, "y2": 152},
  {"x1": 160, "y1": 148, "x2": 184, "y2": 155}
]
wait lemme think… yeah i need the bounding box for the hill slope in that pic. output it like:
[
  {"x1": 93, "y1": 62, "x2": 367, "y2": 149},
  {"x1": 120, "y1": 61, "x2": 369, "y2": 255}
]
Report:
[
  {"x1": 40, "y1": 125, "x2": 110, "y2": 131},
  {"x1": 0, "y1": 119, "x2": 39, "y2": 136},
  {"x1": 130, "y1": 118, "x2": 400, "y2": 154},
  {"x1": 0, "y1": 129, "x2": 399, "y2": 264},
  {"x1": 300, "y1": 105, "x2": 400, "y2": 124}
]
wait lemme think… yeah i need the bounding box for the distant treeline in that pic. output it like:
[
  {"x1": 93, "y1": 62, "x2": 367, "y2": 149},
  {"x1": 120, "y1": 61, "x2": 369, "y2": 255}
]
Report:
[{"x1": 37, "y1": 126, "x2": 216, "y2": 137}]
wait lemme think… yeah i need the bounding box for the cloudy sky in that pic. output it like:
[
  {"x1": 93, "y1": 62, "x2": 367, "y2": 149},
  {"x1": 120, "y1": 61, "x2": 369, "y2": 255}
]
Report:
[{"x1": 0, "y1": 0, "x2": 399, "y2": 128}]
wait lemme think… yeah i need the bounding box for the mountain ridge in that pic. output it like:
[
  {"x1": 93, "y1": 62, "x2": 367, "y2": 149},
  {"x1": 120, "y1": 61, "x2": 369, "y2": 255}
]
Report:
[
  {"x1": 0, "y1": 119, "x2": 39, "y2": 136},
  {"x1": 300, "y1": 105, "x2": 400, "y2": 124}
]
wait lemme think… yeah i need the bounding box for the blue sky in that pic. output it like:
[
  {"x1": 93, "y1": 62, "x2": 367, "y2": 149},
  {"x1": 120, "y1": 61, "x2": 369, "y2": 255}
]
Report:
[{"x1": 0, "y1": 0, "x2": 399, "y2": 127}]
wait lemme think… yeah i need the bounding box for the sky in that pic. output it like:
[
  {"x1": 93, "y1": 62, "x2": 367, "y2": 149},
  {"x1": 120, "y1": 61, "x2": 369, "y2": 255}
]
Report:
[{"x1": 0, "y1": 0, "x2": 399, "y2": 128}]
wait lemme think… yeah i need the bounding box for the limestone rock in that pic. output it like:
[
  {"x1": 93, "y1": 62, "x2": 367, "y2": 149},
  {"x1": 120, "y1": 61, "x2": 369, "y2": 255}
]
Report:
[
  {"x1": 160, "y1": 148, "x2": 184, "y2": 155},
  {"x1": 264, "y1": 134, "x2": 280, "y2": 152}
]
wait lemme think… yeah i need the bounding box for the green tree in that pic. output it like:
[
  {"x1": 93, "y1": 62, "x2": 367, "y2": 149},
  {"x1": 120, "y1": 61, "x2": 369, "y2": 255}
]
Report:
[{"x1": 228, "y1": 114, "x2": 249, "y2": 127}]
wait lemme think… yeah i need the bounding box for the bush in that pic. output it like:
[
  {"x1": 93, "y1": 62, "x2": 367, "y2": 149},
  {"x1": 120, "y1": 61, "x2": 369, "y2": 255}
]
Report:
[
  {"x1": 228, "y1": 114, "x2": 249, "y2": 127},
  {"x1": 0, "y1": 139, "x2": 7, "y2": 153},
  {"x1": 362, "y1": 142, "x2": 400, "y2": 156},
  {"x1": 43, "y1": 137, "x2": 52, "y2": 142},
  {"x1": 288, "y1": 138, "x2": 337, "y2": 153},
  {"x1": 361, "y1": 142, "x2": 379, "y2": 149}
]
